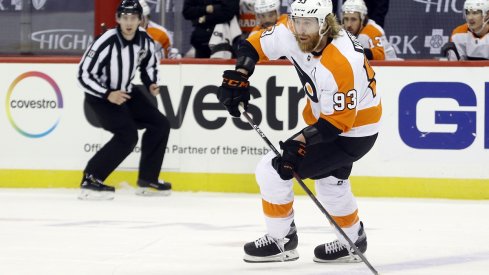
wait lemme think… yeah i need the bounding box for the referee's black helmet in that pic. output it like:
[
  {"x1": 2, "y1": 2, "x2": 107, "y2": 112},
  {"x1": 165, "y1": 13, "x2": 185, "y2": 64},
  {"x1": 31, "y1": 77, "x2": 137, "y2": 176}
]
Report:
[{"x1": 117, "y1": 0, "x2": 143, "y2": 19}]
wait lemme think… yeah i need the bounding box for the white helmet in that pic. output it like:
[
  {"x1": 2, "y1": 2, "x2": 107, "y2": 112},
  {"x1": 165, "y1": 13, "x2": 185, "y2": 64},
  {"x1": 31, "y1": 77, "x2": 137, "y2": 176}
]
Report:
[
  {"x1": 342, "y1": 0, "x2": 368, "y2": 19},
  {"x1": 241, "y1": 0, "x2": 256, "y2": 12},
  {"x1": 290, "y1": 0, "x2": 333, "y2": 32},
  {"x1": 464, "y1": 0, "x2": 489, "y2": 14},
  {"x1": 139, "y1": 0, "x2": 151, "y2": 17},
  {"x1": 254, "y1": 0, "x2": 280, "y2": 14}
]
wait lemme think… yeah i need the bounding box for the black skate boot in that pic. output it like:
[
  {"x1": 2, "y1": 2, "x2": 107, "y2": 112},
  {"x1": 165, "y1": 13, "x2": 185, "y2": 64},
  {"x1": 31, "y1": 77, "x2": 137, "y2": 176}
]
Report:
[
  {"x1": 78, "y1": 174, "x2": 115, "y2": 200},
  {"x1": 313, "y1": 221, "x2": 367, "y2": 263},
  {"x1": 243, "y1": 222, "x2": 299, "y2": 263},
  {"x1": 136, "y1": 179, "x2": 171, "y2": 196}
]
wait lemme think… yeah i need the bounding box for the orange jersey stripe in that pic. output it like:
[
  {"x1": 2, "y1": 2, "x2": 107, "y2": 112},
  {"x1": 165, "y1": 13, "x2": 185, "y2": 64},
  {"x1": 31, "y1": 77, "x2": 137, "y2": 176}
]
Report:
[
  {"x1": 147, "y1": 26, "x2": 171, "y2": 57},
  {"x1": 370, "y1": 46, "x2": 385, "y2": 60},
  {"x1": 277, "y1": 14, "x2": 288, "y2": 25},
  {"x1": 262, "y1": 199, "x2": 293, "y2": 218},
  {"x1": 331, "y1": 209, "x2": 359, "y2": 228},
  {"x1": 452, "y1": 24, "x2": 469, "y2": 39},
  {"x1": 319, "y1": 44, "x2": 356, "y2": 132},
  {"x1": 361, "y1": 24, "x2": 385, "y2": 60},
  {"x1": 302, "y1": 100, "x2": 316, "y2": 125},
  {"x1": 352, "y1": 102, "x2": 382, "y2": 127},
  {"x1": 247, "y1": 31, "x2": 270, "y2": 62}
]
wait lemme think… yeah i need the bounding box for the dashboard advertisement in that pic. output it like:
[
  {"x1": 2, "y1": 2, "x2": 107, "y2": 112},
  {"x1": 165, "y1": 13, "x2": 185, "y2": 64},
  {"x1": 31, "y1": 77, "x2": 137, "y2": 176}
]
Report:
[{"x1": 0, "y1": 61, "x2": 487, "y2": 185}]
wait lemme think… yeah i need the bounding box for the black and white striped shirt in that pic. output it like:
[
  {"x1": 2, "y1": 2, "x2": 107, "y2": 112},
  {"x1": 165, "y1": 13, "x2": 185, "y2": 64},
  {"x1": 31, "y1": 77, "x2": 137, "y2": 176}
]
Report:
[{"x1": 78, "y1": 26, "x2": 159, "y2": 98}]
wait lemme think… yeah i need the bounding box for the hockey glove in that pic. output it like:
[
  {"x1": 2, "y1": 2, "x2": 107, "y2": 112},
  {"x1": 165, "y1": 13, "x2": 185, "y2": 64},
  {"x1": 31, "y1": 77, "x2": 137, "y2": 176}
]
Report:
[
  {"x1": 441, "y1": 42, "x2": 460, "y2": 60},
  {"x1": 217, "y1": 70, "x2": 250, "y2": 117},
  {"x1": 271, "y1": 139, "x2": 306, "y2": 180}
]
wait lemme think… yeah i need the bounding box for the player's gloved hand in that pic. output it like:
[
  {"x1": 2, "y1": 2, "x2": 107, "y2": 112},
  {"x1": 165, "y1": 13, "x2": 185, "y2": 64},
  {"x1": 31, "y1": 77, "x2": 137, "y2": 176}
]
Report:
[
  {"x1": 217, "y1": 70, "x2": 250, "y2": 117},
  {"x1": 441, "y1": 42, "x2": 459, "y2": 59},
  {"x1": 271, "y1": 139, "x2": 306, "y2": 180}
]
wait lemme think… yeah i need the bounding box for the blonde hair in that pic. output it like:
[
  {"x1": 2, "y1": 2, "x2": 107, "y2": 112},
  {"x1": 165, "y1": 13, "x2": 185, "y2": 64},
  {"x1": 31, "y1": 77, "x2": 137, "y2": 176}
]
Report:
[{"x1": 320, "y1": 14, "x2": 342, "y2": 38}]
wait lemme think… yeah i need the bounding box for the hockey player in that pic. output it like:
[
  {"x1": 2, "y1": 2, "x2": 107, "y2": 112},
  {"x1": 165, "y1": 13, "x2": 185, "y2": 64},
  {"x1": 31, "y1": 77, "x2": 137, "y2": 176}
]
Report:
[
  {"x1": 139, "y1": 0, "x2": 181, "y2": 59},
  {"x1": 217, "y1": 0, "x2": 381, "y2": 263},
  {"x1": 78, "y1": 0, "x2": 171, "y2": 200},
  {"x1": 341, "y1": 0, "x2": 397, "y2": 60},
  {"x1": 249, "y1": 0, "x2": 288, "y2": 36},
  {"x1": 441, "y1": 0, "x2": 489, "y2": 60}
]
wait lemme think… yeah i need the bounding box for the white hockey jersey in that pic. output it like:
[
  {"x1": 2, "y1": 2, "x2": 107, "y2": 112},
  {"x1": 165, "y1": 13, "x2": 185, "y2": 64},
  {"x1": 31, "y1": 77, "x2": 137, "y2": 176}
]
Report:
[
  {"x1": 246, "y1": 24, "x2": 382, "y2": 138},
  {"x1": 449, "y1": 24, "x2": 489, "y2": 60}
]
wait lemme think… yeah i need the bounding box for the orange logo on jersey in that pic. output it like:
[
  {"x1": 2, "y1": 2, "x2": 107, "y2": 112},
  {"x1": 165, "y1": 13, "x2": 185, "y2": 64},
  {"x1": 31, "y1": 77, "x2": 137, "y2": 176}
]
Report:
[{"x1": 304, "y1": 82, "x2": 314, "y2": 97}]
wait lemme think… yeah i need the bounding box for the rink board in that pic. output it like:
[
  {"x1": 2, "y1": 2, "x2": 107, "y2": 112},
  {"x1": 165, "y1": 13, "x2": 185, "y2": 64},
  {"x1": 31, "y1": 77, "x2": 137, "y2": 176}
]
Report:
[
  {"x1": 0, "y1": 59, "x2": 488, "y2": 199},
  {"x1": 1, "y1": 169, "x2": 489, "y2": 200}
]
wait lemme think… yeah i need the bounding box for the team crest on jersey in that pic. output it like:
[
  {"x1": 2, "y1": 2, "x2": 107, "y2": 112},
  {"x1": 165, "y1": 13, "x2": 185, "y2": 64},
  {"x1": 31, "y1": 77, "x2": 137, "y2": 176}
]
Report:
[
  {"x1": 292, "y1": 57, "x2": 318, "y2": 102},
  {"x1": 137, "y1": 49, "x2": 148, "y2": 65}
]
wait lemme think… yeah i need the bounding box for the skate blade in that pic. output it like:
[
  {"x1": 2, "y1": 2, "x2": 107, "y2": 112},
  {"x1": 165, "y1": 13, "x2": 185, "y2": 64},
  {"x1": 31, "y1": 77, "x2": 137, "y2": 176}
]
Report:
[
  {"x1": 243, "y1": 249, "x2": 299, "y2": 263},
  {"x1": 135, "y1": 187, "x2": 171, "y2": 197},
  {"x1": 313, "y1": 254, "x2": 363, "y2": 263},
  {"x1": 78, "y1": 189, "x2": 114, "y2": 200}
]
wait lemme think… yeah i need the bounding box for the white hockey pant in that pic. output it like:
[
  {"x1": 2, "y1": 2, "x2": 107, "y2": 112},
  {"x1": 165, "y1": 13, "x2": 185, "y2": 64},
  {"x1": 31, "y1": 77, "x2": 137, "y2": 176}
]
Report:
[
  {"x1": 255, "y1": 152, "x2": 361, "y2": 244},
  {"x1": 315, "y1": 176, "x2": 361, "y2": 244}
]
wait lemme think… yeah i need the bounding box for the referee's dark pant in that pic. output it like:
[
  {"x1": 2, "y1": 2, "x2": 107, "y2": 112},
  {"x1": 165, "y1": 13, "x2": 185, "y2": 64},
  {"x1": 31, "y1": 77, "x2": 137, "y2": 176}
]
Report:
[{"x1": 84, "y1": 88, "x2": 170, "y2": 183}]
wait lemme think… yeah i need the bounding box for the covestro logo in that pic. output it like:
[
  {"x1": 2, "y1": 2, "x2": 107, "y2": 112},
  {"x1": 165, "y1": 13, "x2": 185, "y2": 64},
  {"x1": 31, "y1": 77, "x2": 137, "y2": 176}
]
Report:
[{"x1": 6, "y1": 71, "x2": 63, "y2": 138}]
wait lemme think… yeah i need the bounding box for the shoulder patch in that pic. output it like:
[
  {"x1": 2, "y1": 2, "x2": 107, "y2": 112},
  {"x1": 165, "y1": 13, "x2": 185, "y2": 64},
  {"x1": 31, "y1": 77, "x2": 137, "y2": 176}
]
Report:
[{"x1": 87, "y1": 50, "x2": 96, "y2": 58}]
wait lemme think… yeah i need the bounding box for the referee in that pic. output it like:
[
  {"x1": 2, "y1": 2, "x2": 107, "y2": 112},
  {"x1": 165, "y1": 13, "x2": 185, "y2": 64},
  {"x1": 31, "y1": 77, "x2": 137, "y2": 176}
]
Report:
[{"x1": 77, "y1": 0, "x2": 171, "y2": 200}]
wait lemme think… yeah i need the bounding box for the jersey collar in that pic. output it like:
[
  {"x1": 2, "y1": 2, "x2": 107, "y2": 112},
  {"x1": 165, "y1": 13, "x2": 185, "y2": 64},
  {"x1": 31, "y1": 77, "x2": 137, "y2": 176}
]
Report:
[
  {"x1": 311, "y1": 37, "x2": 333, "y2": 56},
  {"x1": 116, "y1": 26, "x2": 141, "y2": 47}
]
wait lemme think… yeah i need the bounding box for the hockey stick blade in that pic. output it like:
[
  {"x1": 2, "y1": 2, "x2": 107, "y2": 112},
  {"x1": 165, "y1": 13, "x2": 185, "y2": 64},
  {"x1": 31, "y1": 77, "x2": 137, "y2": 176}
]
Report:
[{"x1": 238, "y1": 104, "x2": 378, "y2": 275}]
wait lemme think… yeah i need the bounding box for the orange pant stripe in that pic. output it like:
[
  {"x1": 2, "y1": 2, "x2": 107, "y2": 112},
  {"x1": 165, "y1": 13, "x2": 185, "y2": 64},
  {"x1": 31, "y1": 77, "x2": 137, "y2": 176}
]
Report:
[
  {"x1": 331, "y1": 209, "x2": 359, "y2": 228},
  {"x1": 262, "y1": 199, "x2": 293, "y2": 218}
]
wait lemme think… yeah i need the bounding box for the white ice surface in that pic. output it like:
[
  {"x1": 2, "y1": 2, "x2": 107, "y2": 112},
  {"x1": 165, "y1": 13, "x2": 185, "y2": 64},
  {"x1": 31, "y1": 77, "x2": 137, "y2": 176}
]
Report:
[{"x1": 0, "y1": 188, "x2": 488, "y2": 275}]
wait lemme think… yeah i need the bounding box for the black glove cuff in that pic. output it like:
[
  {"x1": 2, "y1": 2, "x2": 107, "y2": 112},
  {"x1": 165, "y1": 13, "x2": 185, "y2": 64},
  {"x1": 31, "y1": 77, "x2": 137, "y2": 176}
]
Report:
[
  {"x1": 302, "y1": 125, "x2": 322, "y2": 145},
  {"x1": 236, "y1": 56, "x2": 256, "y2": 76},
  {"x1": 279, "y1": 140, "x2": 306, "y2": 157},
  {"x1": 303, "y1": 118, "x2": 342, "y2": 144}
]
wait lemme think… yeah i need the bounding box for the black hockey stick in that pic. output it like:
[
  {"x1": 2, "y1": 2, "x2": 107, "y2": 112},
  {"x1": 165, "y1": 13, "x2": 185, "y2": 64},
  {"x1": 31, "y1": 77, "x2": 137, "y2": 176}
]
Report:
[{"x1": 238, "y1": 104, "x2": 378, "y2": 275}]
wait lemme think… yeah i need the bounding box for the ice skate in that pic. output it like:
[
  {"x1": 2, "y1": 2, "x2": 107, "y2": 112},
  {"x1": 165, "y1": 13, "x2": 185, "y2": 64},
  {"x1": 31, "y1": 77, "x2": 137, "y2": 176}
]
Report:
[
  {"x1": 136, "y1": 179, "x2": 171, "y2": 196},
  {"x1": 243, "y1": 225, "x2": 299, "y2": 263},
  {"x1": 78, "y1": 174, "x2": 115, "y2": 200},
  {"x1": 313, "y1": 221, "x2": 367, "y2": 263}
]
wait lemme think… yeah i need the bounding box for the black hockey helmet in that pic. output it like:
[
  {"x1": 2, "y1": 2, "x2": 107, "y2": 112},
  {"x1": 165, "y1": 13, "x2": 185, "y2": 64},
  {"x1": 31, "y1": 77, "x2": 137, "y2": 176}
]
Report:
[{"x1": 116, "y1": 0, "x2": 143, "y2": 18}]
